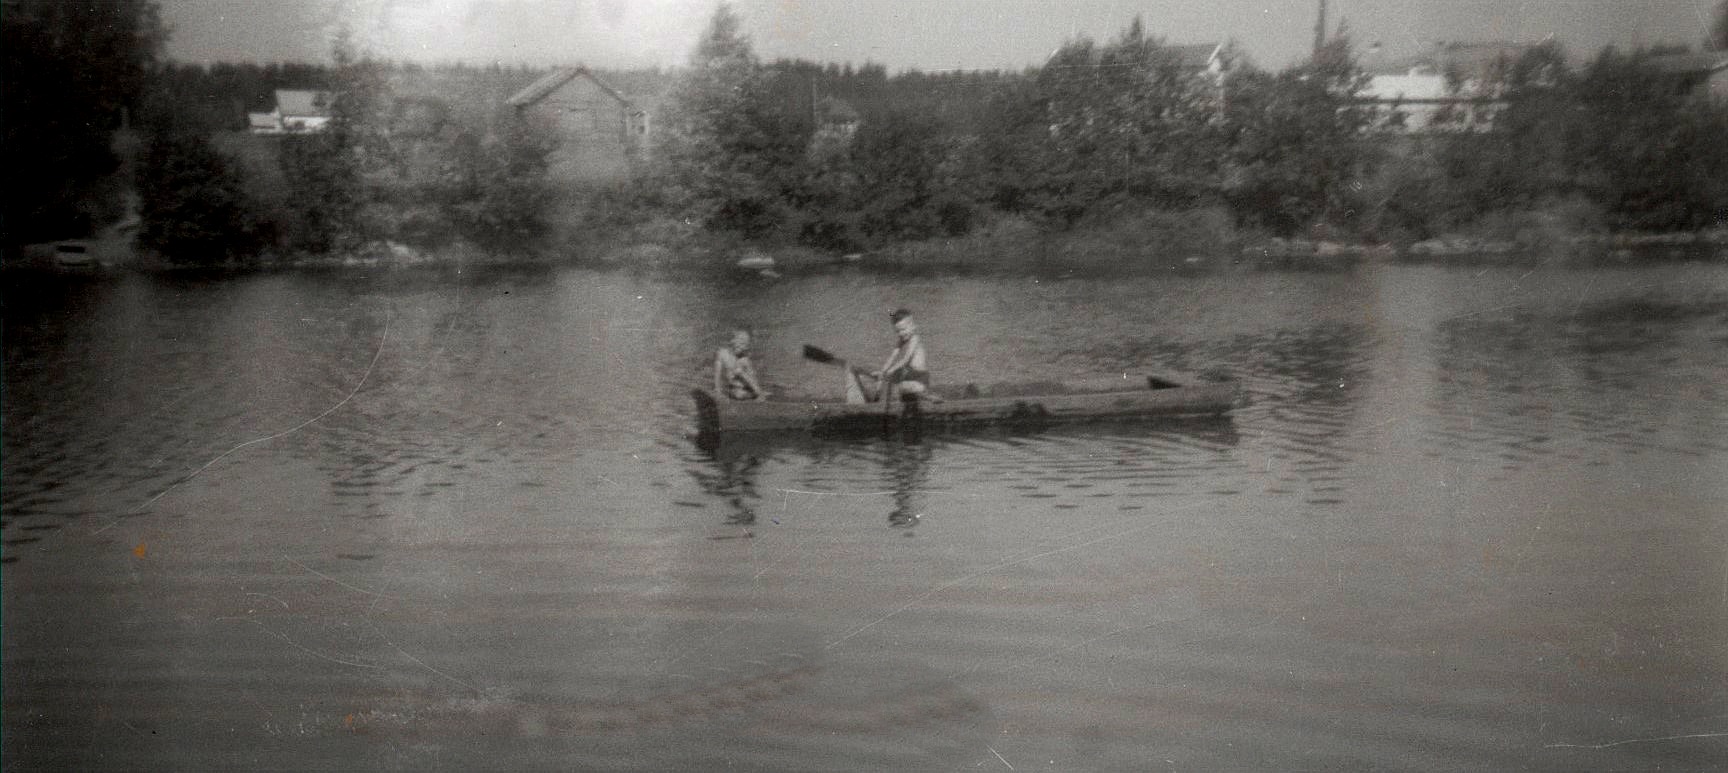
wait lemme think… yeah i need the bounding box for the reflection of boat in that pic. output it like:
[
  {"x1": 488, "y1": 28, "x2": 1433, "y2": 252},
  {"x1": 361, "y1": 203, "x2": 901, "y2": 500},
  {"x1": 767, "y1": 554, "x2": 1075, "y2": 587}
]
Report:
[
  {"x1": 51, "y1": 242, "x2": 96, "y2": 267},
  {"x1": 693, "y1": 373, "x2": 1241, "y2": 433},
  {"x1": 18, "y1": 218, "x2": 136, "y2": 270},
  {"x1": 735, "y1": 253, "x2": 776, "y2": 270}
]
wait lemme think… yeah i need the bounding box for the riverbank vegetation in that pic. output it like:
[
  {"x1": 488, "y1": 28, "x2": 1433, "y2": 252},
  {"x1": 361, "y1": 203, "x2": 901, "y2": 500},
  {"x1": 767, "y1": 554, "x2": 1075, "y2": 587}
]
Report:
[{"x1": 6, "y1": 1, "x2": 1727, "y2": 270}]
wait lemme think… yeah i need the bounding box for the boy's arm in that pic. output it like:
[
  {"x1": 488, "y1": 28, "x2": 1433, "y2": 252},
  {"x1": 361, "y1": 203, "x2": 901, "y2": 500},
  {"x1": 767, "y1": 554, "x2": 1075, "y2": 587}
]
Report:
[
  {"x1": 740, "y1": 361, "x2": 768, "y2": 400},
  {"x1": 876, "y1": 347, "x2": 902, "y2": 379}
]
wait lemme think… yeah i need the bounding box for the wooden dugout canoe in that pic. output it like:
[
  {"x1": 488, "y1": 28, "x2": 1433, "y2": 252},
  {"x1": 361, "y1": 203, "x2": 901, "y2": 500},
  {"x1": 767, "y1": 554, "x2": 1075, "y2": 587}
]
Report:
[{"x1": 693, "y1": 372, "x2": 1242, "y2": 433}]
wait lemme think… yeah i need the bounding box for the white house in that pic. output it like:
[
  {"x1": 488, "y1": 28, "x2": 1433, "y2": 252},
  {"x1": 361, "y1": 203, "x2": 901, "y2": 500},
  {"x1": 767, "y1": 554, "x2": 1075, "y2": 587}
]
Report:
[
  {"x1": 1360, "y1": 42, "x2": 1539, "y2": 133},
  {"x1": 248, "y1": 89, "x2": 334, "y2": 134},
  {"x1": 1362, "y1": 67, "x2": 1460, "y2": 132}
]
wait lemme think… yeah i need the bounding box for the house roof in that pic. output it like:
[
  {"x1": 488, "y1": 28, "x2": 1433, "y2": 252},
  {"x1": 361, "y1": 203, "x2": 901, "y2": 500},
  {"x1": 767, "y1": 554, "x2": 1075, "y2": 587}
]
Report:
[
  {"x1": 1363, "y1": 41, "x2": 1543, "y2": 77},
  {"x1": 275, "y1": 89, "x2": 331, "y2": 117},
  {"x1": 1432, "y1": 41, "x2": 1541, "y2": 73},
  {"x1": 506, "y1": 67, "x2": 641, "y2": 112},
  {"x1": 1641, "y1": 51, "x2": 1728, "y2": 75},
  {"x1": 1168, "y1": 42, "x2": 1222, "y2": 70}
]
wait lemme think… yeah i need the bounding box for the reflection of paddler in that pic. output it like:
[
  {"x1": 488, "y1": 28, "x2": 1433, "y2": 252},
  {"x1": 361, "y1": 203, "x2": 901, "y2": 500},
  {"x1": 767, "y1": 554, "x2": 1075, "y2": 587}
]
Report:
[
  {"x1": 885, "y1": 434, "x2": 931, "y2": 529},
  {"x1": 872, "y1": 308, "x2": 929, "y2": 405},
  {"x1": 713, "y1": 330, "x2": 768, "y2": 401}
]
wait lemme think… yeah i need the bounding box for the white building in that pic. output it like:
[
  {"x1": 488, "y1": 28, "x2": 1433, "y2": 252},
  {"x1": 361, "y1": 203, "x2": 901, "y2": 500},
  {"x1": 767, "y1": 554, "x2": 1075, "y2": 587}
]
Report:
[
  {"x1": 248, "y1": 90, "x2": 334, "y2": 134},
  {"x1": 1362, "y1": 67, "x2": 1480, "y2": 132},
  {"x1": 1360, "y1": 42, "x2": 1540, "y2": 133}
]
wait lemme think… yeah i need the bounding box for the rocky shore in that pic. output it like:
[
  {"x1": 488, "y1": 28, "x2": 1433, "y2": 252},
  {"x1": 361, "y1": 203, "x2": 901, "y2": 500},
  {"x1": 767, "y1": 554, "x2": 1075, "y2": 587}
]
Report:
[{"x1": 1239, "y1": 228, "x2": 1728, "y2": 266}]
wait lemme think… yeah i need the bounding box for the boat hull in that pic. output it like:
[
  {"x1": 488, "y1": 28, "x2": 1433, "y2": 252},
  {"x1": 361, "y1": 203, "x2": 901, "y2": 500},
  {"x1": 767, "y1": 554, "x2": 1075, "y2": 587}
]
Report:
[{"x1": 694, "y1": 374, "x2": 1241, "y2": 433}]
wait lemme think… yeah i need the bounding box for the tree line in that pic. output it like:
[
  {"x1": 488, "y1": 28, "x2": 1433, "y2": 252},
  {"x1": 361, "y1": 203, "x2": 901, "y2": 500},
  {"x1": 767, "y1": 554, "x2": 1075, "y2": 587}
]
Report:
[
  {"x1": 646, "y1": 5, "x2": 1728, "y2": 256},
  {"x1": 5, "y1": 0, "x2": 1726, "y2": 266},
  {"x1": 1394, "y1": 43, "x2": 1728, "y2": 236}
]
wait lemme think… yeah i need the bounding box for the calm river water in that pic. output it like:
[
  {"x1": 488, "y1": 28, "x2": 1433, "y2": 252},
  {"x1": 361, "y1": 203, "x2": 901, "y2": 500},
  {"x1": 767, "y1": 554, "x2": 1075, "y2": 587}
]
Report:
[{"x1": 4, "y1": 262, "x2": 1727, "y2": 770}]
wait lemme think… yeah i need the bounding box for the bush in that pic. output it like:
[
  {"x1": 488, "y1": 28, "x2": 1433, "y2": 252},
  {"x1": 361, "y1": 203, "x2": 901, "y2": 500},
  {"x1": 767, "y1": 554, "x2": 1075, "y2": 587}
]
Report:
[
  {"x1": 136, "y1": 129, "x2": 268, "y2": 263},
  {"x1": 1052, "y1": 207, "x2": 1238, "y2": 268},
  {"x1": 442, "y1": 119, "x2": 557, "y2": 249},
  {"x1": 1360, "y1": 139, "x2": 1453, "y2": 243},
  {"x1": 1220, "y1": 36, "x2": 1377, "y2": 237},
  {"x1": 1469, "y1": 198, "x2": 1605, "y2": 251},
  {"x1": 278, "y1": 133, "x2": 362, "y2": 253}
]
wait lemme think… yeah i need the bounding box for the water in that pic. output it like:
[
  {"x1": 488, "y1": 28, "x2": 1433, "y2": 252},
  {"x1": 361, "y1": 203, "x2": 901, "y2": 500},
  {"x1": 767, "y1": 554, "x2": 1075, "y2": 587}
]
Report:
[{"x1": 4, "y1": 262, "x2": 1727, "y2": 770}]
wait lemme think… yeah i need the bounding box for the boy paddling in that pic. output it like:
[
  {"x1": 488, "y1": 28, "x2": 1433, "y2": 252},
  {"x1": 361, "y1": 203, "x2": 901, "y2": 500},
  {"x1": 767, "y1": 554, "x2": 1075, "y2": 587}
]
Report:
[{"x1": 873, "y1": 308, "x2": 930, "y2": 404}]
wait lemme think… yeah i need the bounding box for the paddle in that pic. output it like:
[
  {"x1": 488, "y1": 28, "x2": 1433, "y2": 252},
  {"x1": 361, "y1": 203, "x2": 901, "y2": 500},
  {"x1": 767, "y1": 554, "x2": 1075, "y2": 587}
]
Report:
[
  {"x1": 801, "y1": 344, "x2": 848, "y2": 368},
  {"x1": 803, "y1": 344, "x2": 879, "y2": 403},
  {"x1": 803, "y1": 344, "x2": 943, "y2": 406}
]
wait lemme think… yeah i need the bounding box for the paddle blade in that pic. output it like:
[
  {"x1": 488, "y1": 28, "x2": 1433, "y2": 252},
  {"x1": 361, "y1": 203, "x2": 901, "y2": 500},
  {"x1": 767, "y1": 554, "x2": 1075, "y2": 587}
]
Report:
[
  {"x1": 802, "y1": 344, "x2": 842, "y2": 365},
  {"x1": 844, "y1": 370, "x2": 867, "y2": 404}
]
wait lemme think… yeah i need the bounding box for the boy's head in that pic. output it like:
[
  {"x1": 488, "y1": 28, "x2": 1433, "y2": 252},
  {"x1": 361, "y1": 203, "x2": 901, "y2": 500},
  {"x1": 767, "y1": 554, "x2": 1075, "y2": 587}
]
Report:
[{"x1": 889, "y1": 308, "x2": 916, "y2": 340}]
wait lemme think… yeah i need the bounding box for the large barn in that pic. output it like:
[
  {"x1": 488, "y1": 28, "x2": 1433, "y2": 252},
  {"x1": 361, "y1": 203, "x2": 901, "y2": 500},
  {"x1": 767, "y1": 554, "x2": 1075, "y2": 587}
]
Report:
[{"x1": 505, "y1": 68, "x2": 650, "y2": 183}]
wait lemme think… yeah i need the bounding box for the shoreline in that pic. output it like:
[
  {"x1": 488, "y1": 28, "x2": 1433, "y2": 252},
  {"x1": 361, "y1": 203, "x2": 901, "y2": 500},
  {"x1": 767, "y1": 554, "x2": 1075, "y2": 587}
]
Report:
[{"x1": 8, "y1": 226, "x2": 1726, "y2": 278}]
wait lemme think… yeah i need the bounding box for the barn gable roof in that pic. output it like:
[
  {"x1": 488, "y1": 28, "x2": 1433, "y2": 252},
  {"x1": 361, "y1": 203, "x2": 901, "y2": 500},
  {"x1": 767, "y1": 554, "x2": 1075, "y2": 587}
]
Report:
[
  {"x1": 1168, "y1": 42, "x2": 1222, "y2": 70},
  {"x1": 506, "y1": 67, "x2": 641, "y2": 113}
]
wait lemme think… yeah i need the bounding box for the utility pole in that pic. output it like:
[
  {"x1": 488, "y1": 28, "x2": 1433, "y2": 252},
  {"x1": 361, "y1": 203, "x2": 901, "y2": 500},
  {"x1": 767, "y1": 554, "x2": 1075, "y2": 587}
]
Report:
[{"x1": 1314, "y1": 0, "x2": 1329, "y2": 58}]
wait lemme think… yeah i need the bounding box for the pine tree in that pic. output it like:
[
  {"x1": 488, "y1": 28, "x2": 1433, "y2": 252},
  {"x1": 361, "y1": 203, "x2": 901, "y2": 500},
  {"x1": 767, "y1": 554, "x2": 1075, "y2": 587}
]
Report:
[
  {"x1": 655, "y1": 3, "x2": 808, "y2": 238},
  {"x1": 277, "y1": 30, "x2": 381, "y2": 252}
]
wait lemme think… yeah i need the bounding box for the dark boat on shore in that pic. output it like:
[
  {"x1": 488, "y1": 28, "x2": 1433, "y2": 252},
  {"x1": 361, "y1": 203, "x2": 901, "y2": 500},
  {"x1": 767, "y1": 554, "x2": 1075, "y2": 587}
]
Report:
[{"x1": 693, "y1": 372, "x2": 1241, "y2": 434}]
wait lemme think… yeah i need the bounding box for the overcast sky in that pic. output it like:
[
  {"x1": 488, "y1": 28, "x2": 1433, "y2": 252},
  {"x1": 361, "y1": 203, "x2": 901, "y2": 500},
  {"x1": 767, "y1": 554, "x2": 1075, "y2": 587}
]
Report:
[{"x1": 158, "y1": 0, "x2": 1723, "y2": 71}]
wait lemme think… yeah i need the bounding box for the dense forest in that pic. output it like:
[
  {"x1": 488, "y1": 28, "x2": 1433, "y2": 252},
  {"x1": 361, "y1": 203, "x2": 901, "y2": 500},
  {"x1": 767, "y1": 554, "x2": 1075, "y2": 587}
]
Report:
[
  {"x1": 2, "y1": 0, "x2": 162, "y2": 245},
  {"x1": 5, "y1": 1, "x2": 1726, "y2": 267}
]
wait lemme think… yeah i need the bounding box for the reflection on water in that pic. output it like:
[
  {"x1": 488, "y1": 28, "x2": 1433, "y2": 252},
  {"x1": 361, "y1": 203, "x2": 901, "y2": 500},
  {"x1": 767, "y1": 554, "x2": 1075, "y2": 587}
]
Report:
[
  {"x1": 687, "y1": 435, "x2": 765, "y2": 528},
  {"x1": 4, "y1": 263, "x2": 1728, "y2": 769},
  {"x1": 690, "y1": 416, "x2": 1244, "y2": 533},
  {"x1": 884, "y1": 433, "x2": 931, "y2": 529}
]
